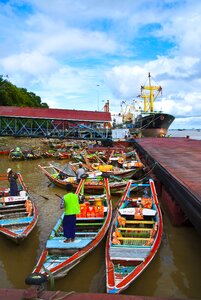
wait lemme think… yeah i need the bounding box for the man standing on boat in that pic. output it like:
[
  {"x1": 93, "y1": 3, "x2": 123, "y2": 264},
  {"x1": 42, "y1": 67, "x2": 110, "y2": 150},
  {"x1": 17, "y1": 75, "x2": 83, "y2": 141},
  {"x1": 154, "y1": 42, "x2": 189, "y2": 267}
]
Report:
[
  {"x1": 7, "y1": 168, "x2": 18, "y2": 196},
  {"x1": 60, "y1": 183, "x2": 80, "y2": 243},
  {"x1": 76, "y1": 163, "x2": 85, "y2": 183}
]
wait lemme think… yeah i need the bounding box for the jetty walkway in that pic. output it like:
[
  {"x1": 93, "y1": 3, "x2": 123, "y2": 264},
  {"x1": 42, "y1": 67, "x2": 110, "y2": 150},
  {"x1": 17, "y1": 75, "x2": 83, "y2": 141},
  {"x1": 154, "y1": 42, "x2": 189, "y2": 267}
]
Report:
[{"x1": 134, "y1": 137, "x2": 201, "y2": 236}]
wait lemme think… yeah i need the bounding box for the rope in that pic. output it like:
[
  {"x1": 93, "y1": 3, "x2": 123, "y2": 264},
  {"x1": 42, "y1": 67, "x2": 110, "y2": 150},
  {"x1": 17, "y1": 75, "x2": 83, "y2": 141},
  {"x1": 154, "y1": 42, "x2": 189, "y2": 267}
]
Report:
[
  {"x1": 138, "y1": 113, "x2": 162, "y2": 130},
  {"x1": 132, "y1": 162, "x2": 158, "y2": 182},
  {"x1": 48, "y1": 290, "x2": 75, "y2": 300}
]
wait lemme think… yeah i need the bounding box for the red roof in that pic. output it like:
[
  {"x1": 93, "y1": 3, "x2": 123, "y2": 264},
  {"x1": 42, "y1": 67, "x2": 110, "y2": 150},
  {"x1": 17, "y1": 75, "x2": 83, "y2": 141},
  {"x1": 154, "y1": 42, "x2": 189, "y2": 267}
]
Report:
[{"x1": 0, "y1": 106, "x2": 111, "y2": 122}]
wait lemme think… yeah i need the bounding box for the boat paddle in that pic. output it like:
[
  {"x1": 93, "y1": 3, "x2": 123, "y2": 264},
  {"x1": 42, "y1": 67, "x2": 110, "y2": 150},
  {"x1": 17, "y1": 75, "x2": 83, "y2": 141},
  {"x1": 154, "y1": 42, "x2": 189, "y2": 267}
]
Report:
[{"x1": 29, "y1": 189, "x2": 49, "y2": 200}]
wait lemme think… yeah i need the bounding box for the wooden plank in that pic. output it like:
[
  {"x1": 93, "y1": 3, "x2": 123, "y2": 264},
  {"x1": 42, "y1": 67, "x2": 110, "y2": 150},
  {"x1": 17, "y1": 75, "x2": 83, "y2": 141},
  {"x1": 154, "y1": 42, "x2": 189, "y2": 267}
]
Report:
[
  {"x1": 0, "y1": 216, "x2": 33, "y2": 226},
  {"x1": 0, "y1": 212, "x2": 28, "y2": 218},
  {"x1": 3, "y1": 196, "x2": 27, "y2": 203},
  {"x1": 75, "y1": 232, "x2": 97, "y2": 235},
  {"x1": 47, "y1": 238, "x2": 93, "y2": 249},
  {"x1": 76, "y1": 222, "x2": 103, "y2": 226},
  {"x1": 118, "y1": 227, "x2": 152, "y2": 231},
  {"x1": 126, "y1": 220, "x2": 155, "y2": 224},
  {"x1": 0, "y1": 208, "x2": 26, "y2": 214},
  {"x1": 77, "y1": 217, "x2": 104, "y2": 220},
  {"x1": 0, "y1": 203, "x2": 25, "y2": 209},
  {"x1": 117, "y1": 237, "x2": 150, "y2": 241},
  {"x1": 110, "y1": 246, "x2": 151, "y2": 259},
  {"x1": 119, "y1": 207, "x2": 156, "y2": 216}
]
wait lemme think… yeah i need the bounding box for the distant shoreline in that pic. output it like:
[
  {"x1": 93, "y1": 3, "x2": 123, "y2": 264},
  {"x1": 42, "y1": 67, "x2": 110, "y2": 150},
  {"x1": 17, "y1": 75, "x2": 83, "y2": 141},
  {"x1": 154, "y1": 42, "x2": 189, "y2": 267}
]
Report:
[{"x1": 168, "y1": 129, "x2": 201, "y2": 140}]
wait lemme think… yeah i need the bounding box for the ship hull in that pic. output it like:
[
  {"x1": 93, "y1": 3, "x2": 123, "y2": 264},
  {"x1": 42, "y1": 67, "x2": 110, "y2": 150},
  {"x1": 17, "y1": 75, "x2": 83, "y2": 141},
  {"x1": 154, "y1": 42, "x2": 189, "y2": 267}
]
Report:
[{"x1": 130, "y1": 113, "x2": 175, "y2": 138}]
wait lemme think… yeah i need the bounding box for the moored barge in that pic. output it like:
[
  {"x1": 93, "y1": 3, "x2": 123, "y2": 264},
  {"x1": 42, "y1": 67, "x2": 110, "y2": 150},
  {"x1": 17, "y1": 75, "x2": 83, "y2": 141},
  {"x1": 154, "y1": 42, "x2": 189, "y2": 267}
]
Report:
[{"x1": 133, "y1": 137, "x2": 201, "y2": 235}]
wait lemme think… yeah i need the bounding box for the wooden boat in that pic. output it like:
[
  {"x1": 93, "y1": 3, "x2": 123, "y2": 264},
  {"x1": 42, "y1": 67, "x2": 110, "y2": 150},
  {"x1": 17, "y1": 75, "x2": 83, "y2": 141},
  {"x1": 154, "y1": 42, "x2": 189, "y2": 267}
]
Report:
[
  {"x1": 56, "y1": 151, "x2": 72, "y2": 160},
  {"x1": 105, "y1": 178, "x2": 163, "y2": 294},
  {"x1": 23, "y1": 149, "x2": 42, "y2": 160},
  {"x1": 83, "y1": 153, "x2": 138, "y2": 180},
  {"x1": 88, "y1": 150, "x2": 110, "y2": 162},
  {"x1": 84, "y1": 151, "x2": 143, "y2": 179},
  {"x1": 41, "y1": 150, "x2": 56, "y2": 158},
  {"x1": 9, "y1": 147, "x2": 25, "y2": 160},
  {"x1": 90, "y1": 163, "x2": 138, "y2": 179},
  {"x1": 39, "y1": 164, "x2": 129, "y2": 194},
  {"x1": 108, "y1": 149, "x2": 125, "y2": 161},
  {"x1": 0, "y1": 173, "x2": 38, "y2": 243},
  {"x1": 108, "y1": 149, "x2": 144, "y2": 169},
  {"x1": 71, "y1": 149, "x2": 86, "y2": 162},
  {"x1": 124, "y1": 149, "x2": 137, "y2": 158},
  {"x1": 30, "y1": 174, "x2": 112, "y2": 279},
  {"x1": 0, "y1": 149, "x2": 10, "y2": 155}
]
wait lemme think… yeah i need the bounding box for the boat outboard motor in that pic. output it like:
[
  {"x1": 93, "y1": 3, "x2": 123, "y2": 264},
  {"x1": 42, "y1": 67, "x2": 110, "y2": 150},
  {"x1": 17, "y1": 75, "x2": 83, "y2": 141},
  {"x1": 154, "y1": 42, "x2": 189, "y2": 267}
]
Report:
[{"x1": 25, "y1": 272, "x2": 48, "y2": 299}]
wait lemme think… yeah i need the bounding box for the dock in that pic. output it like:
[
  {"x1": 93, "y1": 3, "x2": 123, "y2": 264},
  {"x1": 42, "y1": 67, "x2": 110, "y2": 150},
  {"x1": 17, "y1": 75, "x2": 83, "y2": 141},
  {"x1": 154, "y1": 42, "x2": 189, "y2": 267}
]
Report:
[{"x1": 134, "y1": 137, "x2": 201, "y2": 236}]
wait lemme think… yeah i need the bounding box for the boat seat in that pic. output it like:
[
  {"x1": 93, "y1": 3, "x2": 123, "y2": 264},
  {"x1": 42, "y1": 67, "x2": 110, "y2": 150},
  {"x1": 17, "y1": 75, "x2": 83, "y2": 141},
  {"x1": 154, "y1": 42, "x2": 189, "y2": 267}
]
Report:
[
  {"x1": 77, "y1": 217, "x2": 104, "y2": 221},
  {"x1": 0, "y1": 203, "x2": 25, "y2": 209},
  {"x1": 44, "y1": 256, "x2": 70, "y2": 265},
  {"x1": 110, "y1": 246, "x2": 151, "y2": 260},
  {"x1": 126, "y1": 220, "x2": 155, "y2": 224},
  {"x1": 118, "y1": 227, "x2": 152, "y2": 231},
  {"x1": 0, "y1": 216, "x2": 34, "y2": 226},
  {"x1": 76, "y1": 222, "x2": 103, "y2": 226},
  {"x1": 75, "y1": 232, "x2": 97, "y2": 236},
  {"x1": 117, "y1": 237, "x2": 150, "y2": 241},
  {"x1": 52, "y1": 232, "x2": 97, "y2": 238},
  {"x1": 13, "y1": 229, "x2": 25, "y2": 234},
  {"x1": 3, "y1": 196, "x2": 27, "y2": 203},
  {"x1": 0, "y1": 212, "x2": 28, "y2": 220},
  {"x1": 47, "y1": 237, "x2": 93, "y2": 249}
]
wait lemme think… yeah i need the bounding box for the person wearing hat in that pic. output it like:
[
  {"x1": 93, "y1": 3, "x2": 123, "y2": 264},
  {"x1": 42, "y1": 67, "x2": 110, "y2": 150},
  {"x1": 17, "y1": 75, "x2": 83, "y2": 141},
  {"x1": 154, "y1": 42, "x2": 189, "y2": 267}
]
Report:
[
  {"x1": 7, "y1": 168, "x2": 12, "y2": 176},
  {"x1": 7, "y1": 168, "x2": 18, "y2": 196},
  {"x1": 60, "y1": 183, "x2": 80, "y2": 243}
]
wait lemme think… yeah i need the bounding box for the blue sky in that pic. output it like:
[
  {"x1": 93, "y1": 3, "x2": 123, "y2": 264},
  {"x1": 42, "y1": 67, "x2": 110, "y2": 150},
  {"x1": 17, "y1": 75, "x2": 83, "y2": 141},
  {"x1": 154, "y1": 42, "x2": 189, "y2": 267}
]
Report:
[{"x1": 1, "y1": 0, "x2": 201, "y2": 129}]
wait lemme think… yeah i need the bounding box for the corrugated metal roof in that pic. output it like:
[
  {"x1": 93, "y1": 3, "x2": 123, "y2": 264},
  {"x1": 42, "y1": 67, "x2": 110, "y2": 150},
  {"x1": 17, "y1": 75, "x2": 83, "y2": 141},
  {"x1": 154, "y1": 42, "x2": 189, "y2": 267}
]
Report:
[
  {"x1": 0, "y1": 106, "x2": 111, "y2": 122},
  {"x1": 136, "y1": 137, "x2": 201, "y2": 199}
]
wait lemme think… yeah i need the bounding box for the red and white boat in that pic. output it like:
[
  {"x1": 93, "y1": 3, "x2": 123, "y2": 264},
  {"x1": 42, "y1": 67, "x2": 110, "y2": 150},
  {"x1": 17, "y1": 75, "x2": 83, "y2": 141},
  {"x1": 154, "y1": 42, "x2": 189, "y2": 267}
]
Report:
[
  {"x1": 29, "y1": 174, "x2": 112, "y2": 280},
  {"x1": 0, "y1": 173, "x2": 38, "y2": 243},
  {"x1": 105, "y1": 178, "x2": 163, "y2": 294}
]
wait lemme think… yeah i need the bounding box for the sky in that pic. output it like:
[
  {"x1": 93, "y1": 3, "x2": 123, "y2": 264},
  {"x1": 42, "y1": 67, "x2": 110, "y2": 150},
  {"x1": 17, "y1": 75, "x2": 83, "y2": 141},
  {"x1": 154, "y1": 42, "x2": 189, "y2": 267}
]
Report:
[{"x1": 1, "y1": 0, "x2": 201, "y2": 129}]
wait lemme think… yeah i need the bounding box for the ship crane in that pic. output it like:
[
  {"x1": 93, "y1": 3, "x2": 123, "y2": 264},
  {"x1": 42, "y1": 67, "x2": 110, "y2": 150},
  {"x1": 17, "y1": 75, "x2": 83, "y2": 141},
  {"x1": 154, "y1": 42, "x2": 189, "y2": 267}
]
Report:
[
  {"x1": 140, "y1": 72, "x2": 162, "y2": 112},
  {"x1": 120, "y1": 101, "x2": 135, "y2": 123}
]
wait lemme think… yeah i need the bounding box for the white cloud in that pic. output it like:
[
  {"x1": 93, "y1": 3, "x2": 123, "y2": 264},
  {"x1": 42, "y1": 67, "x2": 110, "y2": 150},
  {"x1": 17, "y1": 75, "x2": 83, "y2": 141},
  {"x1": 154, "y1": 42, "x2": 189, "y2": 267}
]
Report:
[
  {"x1": 1, "y1": 52, "x2": 58, "y2": 75},
  {"x1": 1, "y1": 0, "x2": 201, "y2": 128},
  {"x1": 105, "y1": 54, "x2": 201, "y2": 122},
  {"x1": 23, "y1": 13, "x2": 118, "y2": 56}
]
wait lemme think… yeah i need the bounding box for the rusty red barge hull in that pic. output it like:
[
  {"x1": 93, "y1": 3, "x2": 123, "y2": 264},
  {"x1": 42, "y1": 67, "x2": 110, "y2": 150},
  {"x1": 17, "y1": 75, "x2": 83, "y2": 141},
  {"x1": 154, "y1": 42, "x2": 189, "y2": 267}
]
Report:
[
  {"x1": 133, "y1": 137, "x2": 201, "y2": 235},
  {"x1": 0, "y1": 288, "x2": 191, "y2": 300}
]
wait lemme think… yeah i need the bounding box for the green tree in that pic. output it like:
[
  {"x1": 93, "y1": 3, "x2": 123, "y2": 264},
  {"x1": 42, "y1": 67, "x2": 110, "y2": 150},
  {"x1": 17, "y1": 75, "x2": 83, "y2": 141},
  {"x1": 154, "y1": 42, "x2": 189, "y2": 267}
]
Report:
[{"x1": 0, "y1": 76, "x2": 49, "y2": 108}]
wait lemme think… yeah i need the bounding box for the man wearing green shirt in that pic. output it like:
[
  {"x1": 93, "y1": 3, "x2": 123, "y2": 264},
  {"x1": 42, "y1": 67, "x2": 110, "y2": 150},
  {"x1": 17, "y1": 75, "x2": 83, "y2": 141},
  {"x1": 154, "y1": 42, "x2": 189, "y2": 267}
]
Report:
[{"x1": 61, "y1": 183, "x2": 80, "y2": 243}]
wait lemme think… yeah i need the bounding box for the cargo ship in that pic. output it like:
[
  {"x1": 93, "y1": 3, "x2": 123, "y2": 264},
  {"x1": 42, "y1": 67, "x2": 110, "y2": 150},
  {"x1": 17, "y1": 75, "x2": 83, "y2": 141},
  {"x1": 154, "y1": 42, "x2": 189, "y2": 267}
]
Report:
[{"x1": 112, "y1": 73, "x2": 175, "y2": 138}]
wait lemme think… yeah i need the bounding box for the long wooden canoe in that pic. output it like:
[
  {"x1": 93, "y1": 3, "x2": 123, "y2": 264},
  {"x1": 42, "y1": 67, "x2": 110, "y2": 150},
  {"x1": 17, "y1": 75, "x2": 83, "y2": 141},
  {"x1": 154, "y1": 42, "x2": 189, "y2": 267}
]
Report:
[
  {"x1": 39, "y1": 164, "x2": 129, "y2": 194},
  {"x1": 108, "y1": 149, "x2": 144, "y2": 169},
  {"x1": 83, "y1": 151, "x2": 144, "y2": 179},
  {"x1": 30, "y1": 175, "x2": 112, "y2": 280},
  {"x1": 105, "y1": 178, "x2": 163, "y2": 294},
  {"x1": 0, "y1": 173, "x2": 38, "y2": 243}
]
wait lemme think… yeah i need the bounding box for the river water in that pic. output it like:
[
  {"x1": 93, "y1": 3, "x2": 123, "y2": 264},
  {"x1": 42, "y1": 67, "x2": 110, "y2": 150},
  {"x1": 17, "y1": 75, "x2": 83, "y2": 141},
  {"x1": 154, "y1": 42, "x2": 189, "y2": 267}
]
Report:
[
  {"x1": 168, "y1": 129, "x2": 201, "y2": 140},
  {"x1": 0, "y1": 153, "x2": 201, "y2": 299}
]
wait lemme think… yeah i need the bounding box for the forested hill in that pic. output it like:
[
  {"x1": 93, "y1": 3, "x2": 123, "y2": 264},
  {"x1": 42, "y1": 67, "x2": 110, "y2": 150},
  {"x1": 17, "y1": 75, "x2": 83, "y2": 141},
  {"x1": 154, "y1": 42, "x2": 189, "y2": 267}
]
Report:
[{"x1": 0, "y1": 76, "x2": 49, "y2": 108}]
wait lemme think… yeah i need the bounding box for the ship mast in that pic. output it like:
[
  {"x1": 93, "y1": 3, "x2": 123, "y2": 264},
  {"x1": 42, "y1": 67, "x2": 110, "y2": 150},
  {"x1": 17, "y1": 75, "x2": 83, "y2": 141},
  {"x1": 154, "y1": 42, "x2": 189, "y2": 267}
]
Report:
[{"x1": 141, "y1": 72, "x2": 162, "y2": 112}]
